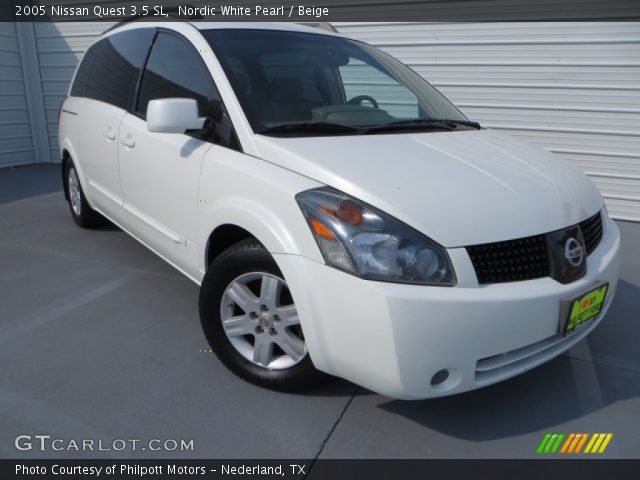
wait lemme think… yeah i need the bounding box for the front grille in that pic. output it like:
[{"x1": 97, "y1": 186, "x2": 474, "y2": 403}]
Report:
[
  {"x1": 467, "y1": 235, "x2": 550, "y2": 284},
  {"x1": 579, "y1": 211, "x2": 603, "y2": 255},
  {"x1": 467, "y1": 210, "x2": 603, "y2": 285}
]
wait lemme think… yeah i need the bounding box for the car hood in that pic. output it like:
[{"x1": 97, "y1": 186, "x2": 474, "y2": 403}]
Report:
[{"x1": 252, "y1": 129, "x2": 602, "y2": 247}]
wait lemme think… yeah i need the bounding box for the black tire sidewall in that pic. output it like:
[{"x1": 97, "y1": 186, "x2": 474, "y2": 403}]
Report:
[{"x1": 64, "y1": 160, "x2": 102, "y2": 228}]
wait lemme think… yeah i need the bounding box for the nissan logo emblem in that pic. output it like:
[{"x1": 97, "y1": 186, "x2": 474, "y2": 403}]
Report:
[{"x1": 564, "y1": 237, "x2": 584, "y2": 267}]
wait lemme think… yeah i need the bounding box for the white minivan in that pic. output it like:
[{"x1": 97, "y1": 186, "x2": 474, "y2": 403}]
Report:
[{"x1": 59, "y1": 22, "x2": 620, "y2": 399}]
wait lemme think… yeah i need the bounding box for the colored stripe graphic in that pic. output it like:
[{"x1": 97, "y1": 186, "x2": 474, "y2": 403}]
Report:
[
  {"x1": 541, "y1": 433, "x2": 613, "y2": 454},
  {"x1": 545, "y1": 434, "x2": 558, "y2": 453},
  {"x1": 585, "y1": 433, "x2": 614, "y2": 454},
  {"x1": 537, "y1": 434, "x2": 552, "y2": 453},
  {"x1": 560, "y1": 433, "x2": 575, "y2": 453},
  {"x1": 567, "y1": 433, "x2": 583, "y2": 453},
  {"x1": 550, "y1": 434, "x2": 565, "y2": 453},
  {"x1": 598, "y1": 434, "x2": 613, "y2": 453},
  {"x1": 591, "y1": 434, "x2": 606, "y2": 453},
  {"x1": 537, "y1": 433, "x2": 566, "y2": 453},
  {"x1": 574, "y1": 433, "x2": 589, "y2": 453},
  {"x1": 584, "y1": 434, "x2": 598, "y2": 453}
]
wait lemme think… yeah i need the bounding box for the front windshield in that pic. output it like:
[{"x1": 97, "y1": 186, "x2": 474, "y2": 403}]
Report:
[{"x1": 202, "y1": 29, "x2": 470, "y2": 134}]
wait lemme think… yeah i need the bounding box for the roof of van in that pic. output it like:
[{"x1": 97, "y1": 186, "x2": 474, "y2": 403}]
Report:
[
  {"x1": 107, "y1": 21, "x2": 340, "y2": 37},
  {"x1": 192, "y1": 22, "x2": 337, "y2": 34}
]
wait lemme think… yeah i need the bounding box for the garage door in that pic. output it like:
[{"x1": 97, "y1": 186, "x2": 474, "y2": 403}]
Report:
[
  {"x1": 335, "y1": 22, "x2": 640, "y2": 222},
  {"x1": 0, "y1": 22, "x2": 33, "y2": 167}
]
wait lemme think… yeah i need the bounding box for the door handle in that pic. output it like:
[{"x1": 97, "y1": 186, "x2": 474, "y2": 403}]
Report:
[
  {"x1": 120, "y1": 135, "x2": 135, "y2": 148},
  {"x1": 103, "y1": 129, "x2": 116, "y2": 141}
]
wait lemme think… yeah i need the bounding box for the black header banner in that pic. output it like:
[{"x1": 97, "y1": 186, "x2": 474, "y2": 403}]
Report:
[{"x1": 6, "y1": 0, "x2": 640, "y2": 22}]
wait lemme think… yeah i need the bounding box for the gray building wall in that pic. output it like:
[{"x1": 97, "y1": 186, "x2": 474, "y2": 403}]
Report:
[{"x1": 0, "y1": 22, "x2": 34, "y2": 167}]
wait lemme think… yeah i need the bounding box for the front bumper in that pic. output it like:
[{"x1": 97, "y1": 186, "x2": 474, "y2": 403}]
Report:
[{"x1": 274, "y1": 216, "x2": 621, "y2": 400}]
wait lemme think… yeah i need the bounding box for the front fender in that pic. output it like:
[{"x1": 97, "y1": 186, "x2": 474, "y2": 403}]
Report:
[{"x1": 196, "y1": 150, "x2": 325, "y2": 277}]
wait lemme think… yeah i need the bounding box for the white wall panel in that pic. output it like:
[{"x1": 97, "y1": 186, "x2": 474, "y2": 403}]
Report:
[{"x1": 0, "y1": 22, "x2": 33, "y2": 167}]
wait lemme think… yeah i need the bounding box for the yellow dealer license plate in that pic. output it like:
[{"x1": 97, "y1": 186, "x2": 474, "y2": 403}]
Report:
[{"x1": 563, "y1": 283, "x2": 608, "y2": 336}]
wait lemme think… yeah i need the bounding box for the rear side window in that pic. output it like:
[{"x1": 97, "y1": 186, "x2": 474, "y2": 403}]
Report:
[
  {"x1": 136, "y1": 32, "x2": 219, "y2": 117},
  {"x1": 70, "y1": 44, "x2": 97, "y2": 98},
  {"x1": 72, "y1": 29, "x2": 155, "y2": 109}
]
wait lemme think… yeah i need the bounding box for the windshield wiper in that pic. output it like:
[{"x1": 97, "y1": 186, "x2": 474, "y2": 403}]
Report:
[
  {"x1": 257, "y1": 119, "x2": 481, "y2": 136},
  {"x1": 361, "y1": 118, "x2": 481, "y2": 134},
  {"x1": 258, "y1": 122, "x2": 362, "y2": 136}
]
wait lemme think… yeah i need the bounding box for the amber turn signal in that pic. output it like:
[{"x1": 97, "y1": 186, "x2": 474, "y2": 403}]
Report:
[{"x1": 310, "y1": 218, "x2": 336, "y2": 240}]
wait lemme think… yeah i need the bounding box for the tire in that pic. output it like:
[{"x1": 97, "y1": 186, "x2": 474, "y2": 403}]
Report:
[
  {"x1": 199, "y1": 239, "x2": 324, "y2": 391},
  {"x1": 64, "y1": 160, "x2": 104, "y2": 228}
]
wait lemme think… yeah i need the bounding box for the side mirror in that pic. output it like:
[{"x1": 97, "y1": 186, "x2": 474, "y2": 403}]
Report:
[{"x1": 146, "y1": 98, "x2": 206, "y2": 134}]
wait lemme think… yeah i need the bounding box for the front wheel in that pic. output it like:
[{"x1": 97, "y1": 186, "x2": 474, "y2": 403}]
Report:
[{"x1": 199, "y1": 239, "x2": 323, "y2": 391}]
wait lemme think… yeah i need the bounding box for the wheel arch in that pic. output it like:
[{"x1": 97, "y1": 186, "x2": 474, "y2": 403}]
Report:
[
  {"x1": 205, "y1": 224, "x2": 259, "y2": 269},
  {"x1": 59, "y1": 140, "x2": 92, "y2": 207},
  {"x1": 199, "y1": 198, "x2": 324, "y2": 276}
]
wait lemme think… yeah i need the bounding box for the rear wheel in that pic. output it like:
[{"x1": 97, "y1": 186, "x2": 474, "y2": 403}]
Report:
[
  {"x1": 64, "y1": 160, "x2": 104, "y2": 228},
  {"x1": 199, "y1": 239, "x2": 323, "y2": 391}
]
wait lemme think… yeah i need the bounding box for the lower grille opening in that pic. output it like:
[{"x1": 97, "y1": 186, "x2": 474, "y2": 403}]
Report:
[{"x1": 475, "y1": 312, "x2": 605, "y2": 385}]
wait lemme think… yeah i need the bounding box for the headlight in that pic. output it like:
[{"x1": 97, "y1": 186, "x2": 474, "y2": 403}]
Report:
[{"x1": 296, "y1": 188, "x2": 456, "y2": 286}]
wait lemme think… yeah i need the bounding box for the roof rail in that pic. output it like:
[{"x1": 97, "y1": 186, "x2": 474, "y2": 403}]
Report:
[
  {"x1": 315, "y1": 22, "x2": 338, "y2": 33},
  {"x1": 104, "y1": 5, "x2": 202, "y2": 33},
  {"x1": 105, "y1": 17, "x2": 338, "y2": 35}
]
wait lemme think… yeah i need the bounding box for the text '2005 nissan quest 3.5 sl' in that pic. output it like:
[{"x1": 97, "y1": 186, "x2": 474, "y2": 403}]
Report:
[{"x1": 59, "y1": 22, "x2": 620, "y2": 399}]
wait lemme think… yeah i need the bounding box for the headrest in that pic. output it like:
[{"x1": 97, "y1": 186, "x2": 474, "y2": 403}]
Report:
[{"x1": 270, "y1": 77, "x2": 303, "y2": 100}]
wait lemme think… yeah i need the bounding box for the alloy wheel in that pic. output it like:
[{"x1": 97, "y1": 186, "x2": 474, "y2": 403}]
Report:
[
  {"x1": 220, "y1": 272, "x2": 306, "y2": 369},
  {"x1": 68, "y1": 167, "x2": 82, "y2": 216}
]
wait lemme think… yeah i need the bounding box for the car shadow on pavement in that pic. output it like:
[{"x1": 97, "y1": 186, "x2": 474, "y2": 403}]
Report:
[
  {"x1": 301, "y1": 378, "x2": 361, "y2": 398},
  {"x1": 377, "y1": 279, "x2": 640, "y2": 441},
  {"x1": 93, "y1": 219, "x2": 120, "y2": 232}
]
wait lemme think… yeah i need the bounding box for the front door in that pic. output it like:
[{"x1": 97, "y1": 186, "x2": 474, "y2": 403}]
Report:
[{"x1": 118, "y1": 31, "x2": 221, "y2": 277}]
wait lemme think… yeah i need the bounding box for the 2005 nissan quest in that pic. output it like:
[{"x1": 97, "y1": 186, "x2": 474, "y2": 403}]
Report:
[{"x1": 59, "y1": 22, "x2": 621, "y2": 399}]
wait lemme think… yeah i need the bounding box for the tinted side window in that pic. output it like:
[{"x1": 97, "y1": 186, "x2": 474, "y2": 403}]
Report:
[
  {"x1": 70, "y1": 44, "x2": 97, "y2": 98},
  {"x1": 84, "y1": 29, "x2": 155, "y2": 109},
  {"x1": 136, "y1": 32, "x2": 219, "y2": 117}
]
